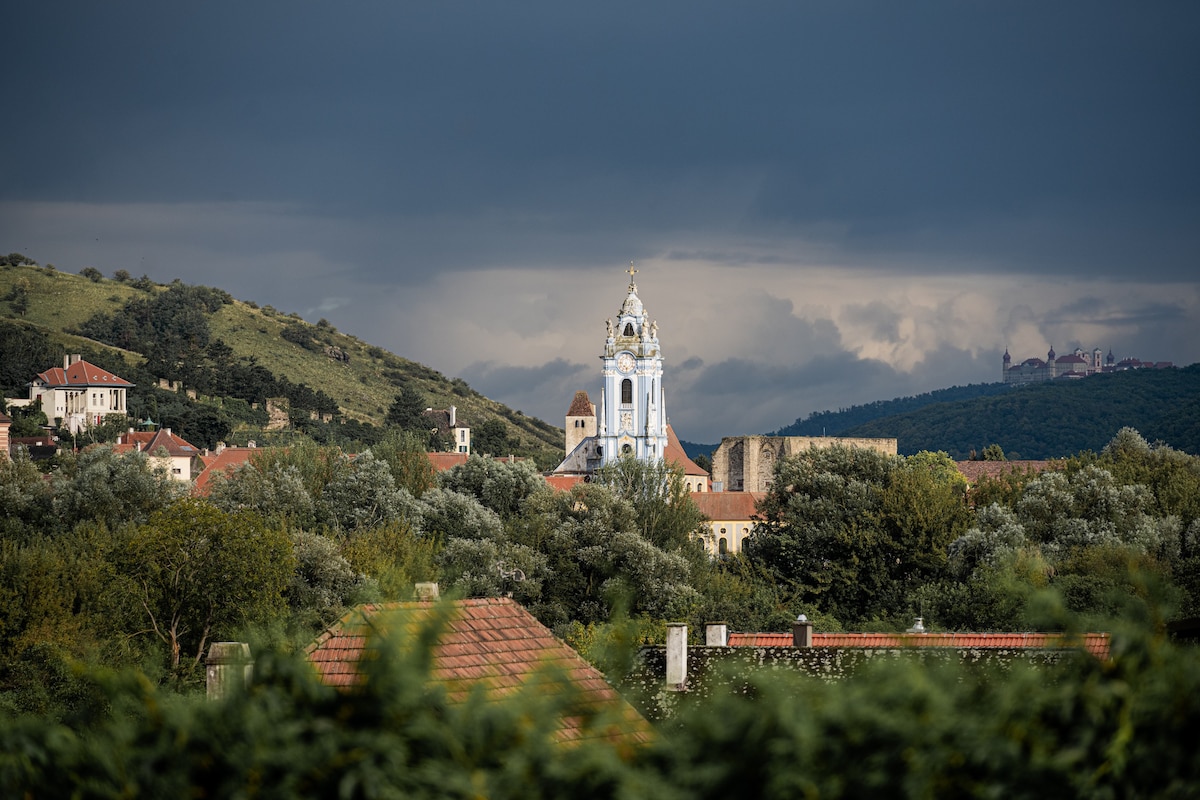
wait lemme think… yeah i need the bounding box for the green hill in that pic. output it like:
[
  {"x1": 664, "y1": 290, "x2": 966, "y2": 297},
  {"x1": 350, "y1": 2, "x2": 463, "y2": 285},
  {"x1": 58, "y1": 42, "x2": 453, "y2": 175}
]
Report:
[
  {"x1": 772, "y1": 383, "x2": 1013, "y2": 437},
  {"x1": 842, "y1": 366, "x2": 1200, "y2": 459},
  {"x1": 0, "y1": 259, "x2": 563, "y2": 464}
]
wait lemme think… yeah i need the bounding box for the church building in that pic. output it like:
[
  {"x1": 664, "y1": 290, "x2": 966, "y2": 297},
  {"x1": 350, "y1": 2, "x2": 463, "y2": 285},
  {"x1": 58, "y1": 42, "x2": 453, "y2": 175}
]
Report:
[{"x1": 554, "y1": 266, "x2": 708, "y2": 491}]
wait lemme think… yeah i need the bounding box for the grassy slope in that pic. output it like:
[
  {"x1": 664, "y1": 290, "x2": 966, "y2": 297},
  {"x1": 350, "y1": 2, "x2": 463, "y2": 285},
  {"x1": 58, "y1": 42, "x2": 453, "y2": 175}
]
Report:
[{"x1": 2, "y1": 264, "x2": 562, "y2": 457}]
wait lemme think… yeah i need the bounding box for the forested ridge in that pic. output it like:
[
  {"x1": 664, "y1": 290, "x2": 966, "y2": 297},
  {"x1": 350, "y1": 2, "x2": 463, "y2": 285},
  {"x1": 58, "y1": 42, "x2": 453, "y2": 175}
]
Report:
[
  {"x1": 844, "y1": 365, "x2": 1200, "y2": 458},
  {"x1": 0, "y1": 258, "x2": 563, "y2": 463}
]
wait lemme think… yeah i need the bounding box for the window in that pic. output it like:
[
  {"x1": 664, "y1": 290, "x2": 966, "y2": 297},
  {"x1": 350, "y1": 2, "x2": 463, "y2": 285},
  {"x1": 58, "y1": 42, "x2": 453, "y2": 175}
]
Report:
[
  {"x1": 621, "y1": 379, "x2": 632, "y2": 404},
  {"x1": 719, "y1": 538, "x2": 728, "y2": 555},
  {"x1": 621, "y1": 443, "x2": 633, "y2": 456},
  {"x1": 623, "y1": 322, "x2": 634, "y2": 336}
]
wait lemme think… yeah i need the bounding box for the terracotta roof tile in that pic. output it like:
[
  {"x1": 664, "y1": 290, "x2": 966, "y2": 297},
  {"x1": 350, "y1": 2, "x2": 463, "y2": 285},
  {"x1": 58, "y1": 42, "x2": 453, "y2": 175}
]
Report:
[
  {"x1": 566, "y1": 391, "x2": 595, "y2": 417},
  {"x1": 665, "y1": 425, "x2": 709, "y2": 478},
  {"x1": 692, "y1": 492, "x2": 765, "y2": 521},
  {"x1": 192, "y1": 447, "x2": 261, "y2": 495},
  {"x1": 427, "y1": 452, "x2": 469, "y2": 472},
  {"x1": 955, "y1": 460, "x2": 1056, "y2": 484},
  {"x1": 728, "y1": 631, "x2": 1109, "y2": 658},
  {"x1": 307, "y1": 598, "x2": 651, "y2": 744},
  {"x1": 35, "y1": 360, "x2": 133, "y2": 388}
]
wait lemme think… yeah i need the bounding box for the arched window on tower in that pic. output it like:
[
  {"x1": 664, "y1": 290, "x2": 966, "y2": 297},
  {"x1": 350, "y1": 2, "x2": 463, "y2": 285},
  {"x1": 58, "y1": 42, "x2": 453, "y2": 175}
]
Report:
[
  {"x1": 623, "y1": 322, "x2": 635, "y2": 336},
  {"x1": 621, "y1": 378, "x2": 632, "y2": 404}
]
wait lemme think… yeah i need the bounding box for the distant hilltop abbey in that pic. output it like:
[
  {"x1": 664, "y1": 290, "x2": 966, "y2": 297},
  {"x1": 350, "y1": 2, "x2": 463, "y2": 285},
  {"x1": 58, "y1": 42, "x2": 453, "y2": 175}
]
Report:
[{"x1": 1003, "y1": 346, "x2": 1173, "y2": 385}]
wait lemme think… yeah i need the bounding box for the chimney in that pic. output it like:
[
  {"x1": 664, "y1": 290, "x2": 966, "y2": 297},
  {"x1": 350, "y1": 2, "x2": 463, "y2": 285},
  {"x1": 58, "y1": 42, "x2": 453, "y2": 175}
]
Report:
[
  {"x1": 792, "y1": 615, "x2": 813, "y2": 647},
  {"x1": 64, "y1": 355, "x2": 70, "y2": 370},
  {"x1": 206, "y1": 642, "x2": 253, "y2": 700},
  {"x1": 705, "y1": 622, "x2": 728, "y2": 647},
  {"x1": 665, "y1": 623, "x2": 688, "y2": 690},
  {"x1": 415, "y1": 582, "x2": 440, "y2": 601},
  {"x1": 448, "y1": 405, "x2": 456, "y2": 427}
]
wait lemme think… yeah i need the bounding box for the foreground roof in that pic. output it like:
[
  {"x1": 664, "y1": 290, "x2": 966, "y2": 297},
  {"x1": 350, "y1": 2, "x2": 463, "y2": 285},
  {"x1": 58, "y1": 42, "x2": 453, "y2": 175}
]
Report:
[
  {"x1": 307, "y1": 597, "x2": 650, "y2": 743},
  {"x1": 729, "y1": 631, "x2": 1110, "y2": 659},
  {"x1": 692, "y1": 491, "x2": 765, "y2": 520}
]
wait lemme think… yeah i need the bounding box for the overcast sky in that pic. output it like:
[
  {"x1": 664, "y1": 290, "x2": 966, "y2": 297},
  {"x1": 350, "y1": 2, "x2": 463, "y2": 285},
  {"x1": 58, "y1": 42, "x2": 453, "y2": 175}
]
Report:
[{"x1": 4, "y1": 2, "x2": 1198, "y2": 443}]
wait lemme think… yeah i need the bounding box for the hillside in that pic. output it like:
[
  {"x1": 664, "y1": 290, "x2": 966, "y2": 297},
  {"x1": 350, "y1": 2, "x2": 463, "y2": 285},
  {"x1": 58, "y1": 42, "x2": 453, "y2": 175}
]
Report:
[
  {"x1": 772, "y1": 382, "x2": 1013, "y2": 437},
  {"x1": 0, "y1": 260, "x2": 563, "y2": 463},
  {"x1": 843, "y1": 366, "x2": 1200, "y2": 459}
]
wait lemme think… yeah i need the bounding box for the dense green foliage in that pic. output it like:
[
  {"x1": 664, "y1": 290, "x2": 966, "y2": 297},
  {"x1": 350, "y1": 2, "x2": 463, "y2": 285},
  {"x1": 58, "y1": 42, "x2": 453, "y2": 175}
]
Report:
[{"x1": 2, "y1": 593, "x2": 1198, "y2": 798}]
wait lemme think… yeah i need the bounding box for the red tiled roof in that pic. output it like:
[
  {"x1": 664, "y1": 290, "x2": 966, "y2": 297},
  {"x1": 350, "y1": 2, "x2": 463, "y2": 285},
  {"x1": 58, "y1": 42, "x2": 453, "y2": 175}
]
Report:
[
  {"x1": 728, "y1": 631, "x2": 1110, "y2": 658},
  {"x1": 566, "y1": 391, "x2": 594, "y2": 417},
  {"x1": 114, "y1": 429, "x2": 200, "y2": 459},
  {"x1": 35, "y1": 360, "x2": 133, "y2": 388},
  {"x1": 306, "y1": 598, "x2": 651, "y2": 743},
  {"x1": 192, "y1": 447, "x2": 260, "y2": 494},
  {"x1": 665, "y1": 425, "x2": 709, "y2": 478},
  {"x1": 427, "y1": 452, "x2": 469, "y2": 472},
  {"x1": 955, "y1": 460, "x2": 1054, "y2": 483},
  {"x1": 545, "y1": 474, "x2": 587, "y2": 492},
  {"x1": 692, "y1": 491, "x2": 765, "y2": 521}
]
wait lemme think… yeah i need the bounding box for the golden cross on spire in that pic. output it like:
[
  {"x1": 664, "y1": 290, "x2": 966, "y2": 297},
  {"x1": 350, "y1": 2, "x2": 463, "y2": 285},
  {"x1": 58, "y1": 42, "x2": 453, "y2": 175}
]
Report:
[{"x1": 626, "y1": 261, "x2": 638, "y2": 290}]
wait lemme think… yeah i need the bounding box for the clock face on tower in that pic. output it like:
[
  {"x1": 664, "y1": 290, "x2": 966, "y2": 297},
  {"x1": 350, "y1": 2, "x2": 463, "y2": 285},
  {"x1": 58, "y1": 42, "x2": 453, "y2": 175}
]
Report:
[{"x1": 617, "y1": 353, "x2": 635, "y2": 373}]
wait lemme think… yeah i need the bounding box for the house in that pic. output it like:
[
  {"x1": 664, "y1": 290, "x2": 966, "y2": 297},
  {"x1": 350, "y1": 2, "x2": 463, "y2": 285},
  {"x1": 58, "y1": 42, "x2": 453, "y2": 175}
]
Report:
[
  {"x1": 691, "y1": 491, "x2": 766, "y2": 556},
  {"x1": 306, "y1": 596, "x2": 650, "y2": 744},
  {"x1": 0, "y1": 411, "x2": 9, "y2": 459},
  {"x1": 10, "y1": 355, "x2": 133, "y2": 435},
  {"x1": 113, "y1": 428, "x2": 204, "y2": 482},
  {"x1": 422, "y1": 406, "x2": 471, "y2": 454}
]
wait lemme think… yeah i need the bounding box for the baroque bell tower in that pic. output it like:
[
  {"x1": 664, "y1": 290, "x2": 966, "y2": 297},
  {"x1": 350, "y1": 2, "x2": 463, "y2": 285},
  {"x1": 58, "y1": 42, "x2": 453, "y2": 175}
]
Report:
[{"x1": 596, "y1": 263, "x2": 667, "y2": 466}]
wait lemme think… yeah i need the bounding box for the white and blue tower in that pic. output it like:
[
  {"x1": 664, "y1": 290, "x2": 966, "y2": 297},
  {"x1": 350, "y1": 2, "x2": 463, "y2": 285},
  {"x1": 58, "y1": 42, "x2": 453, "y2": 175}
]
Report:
[{"x1": 595, "y1": 264, "x2": 667, "y2": 466}]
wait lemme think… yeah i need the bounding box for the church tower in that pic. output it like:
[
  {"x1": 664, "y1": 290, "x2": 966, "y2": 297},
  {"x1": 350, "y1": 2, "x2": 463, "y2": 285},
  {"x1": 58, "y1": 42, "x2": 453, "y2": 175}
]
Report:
[{"x1": 596, "y1": 264, "x2": 667, "y2": 466}]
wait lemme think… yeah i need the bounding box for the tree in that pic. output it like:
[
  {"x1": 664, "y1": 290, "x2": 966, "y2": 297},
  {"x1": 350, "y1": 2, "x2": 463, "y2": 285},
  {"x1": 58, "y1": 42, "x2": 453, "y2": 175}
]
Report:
[
  {"x1": 472, "y1": 418, "x2": 510, "y2": 456},
  {"x1": 982, "y1": 443, "x2": 1006, "y2": 461},
  {"x1": 51, "y1": 446, "x2": 184, "y2": 533},
  {"x1": 438, "y1": 456, "x2": 548, "y2": 521},
  {"x1": 369, "y1": 429, "x2": 437, "y2": 496},
  {"x1": 112, "y1": 269, "x2": 131, "y2": 283},
  {"x1": 79, "y1": 267, "x2": 103, "y2": 282},
  {"x1": 592, "y1": 457, "x2": 707, "y2": 551},
  {"x1": 119, "y1": 499, "x2": 293, "y2": 670},
  {"x1": 385, "y1": 386, "x2": 428, "y2": 433},
  {"x1": 746, "y1": 446, "x2": 965, "y2": 626}
]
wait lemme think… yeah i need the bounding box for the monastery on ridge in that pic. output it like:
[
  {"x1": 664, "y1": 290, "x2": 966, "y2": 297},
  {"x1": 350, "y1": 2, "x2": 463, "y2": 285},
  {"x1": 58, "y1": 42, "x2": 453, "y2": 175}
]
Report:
[{"x1": 1003, "y1": 346, "x2": 1172, "y2": 384}]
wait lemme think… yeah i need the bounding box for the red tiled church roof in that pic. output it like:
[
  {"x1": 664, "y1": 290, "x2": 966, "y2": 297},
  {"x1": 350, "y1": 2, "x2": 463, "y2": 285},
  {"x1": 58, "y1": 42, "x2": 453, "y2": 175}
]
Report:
[
  {"x1": 728, "y1": 631, "x2": 1110, "y2": 658},
  {"x1": 566, "y1": 391, "x2": 594, "y2": 417},
  {"x1": 692, "y1": 491, "x2": 765, "y2": 520},
  {"x1": 665, "y1": 425, "x2": 709, "y2": 478},
  {"x1": 306, "y1": 598, "x2": 651, "y2": 743}
]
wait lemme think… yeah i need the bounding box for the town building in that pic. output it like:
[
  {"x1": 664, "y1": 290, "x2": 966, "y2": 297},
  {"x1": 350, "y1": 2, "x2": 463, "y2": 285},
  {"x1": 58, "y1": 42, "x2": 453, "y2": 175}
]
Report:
[
  {"x1": 422, "y1": 405, "x2": 471, "y2": 454},
  {"x1": 9, "y1": 355, "x2": 133, "y2": 434},
  {"x1": 113, "y1": 427, "x2": 204, "y2": 482}
]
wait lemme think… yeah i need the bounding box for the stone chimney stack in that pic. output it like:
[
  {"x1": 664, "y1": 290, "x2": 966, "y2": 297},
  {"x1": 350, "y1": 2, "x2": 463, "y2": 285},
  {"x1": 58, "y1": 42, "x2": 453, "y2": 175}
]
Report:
[
  {"x1": 415, "y1": 582, "x2": 440, "y2": 601},
  {"x1": 792, "y1": 615, "x2": 813, "y2": 647},
  {"x1": 705, "y1": 622, "x2": 728, "y2": 647},
  {"x1": 206, "y1": 642, "x2": 253, "y2": 700},
  {"x1": 665, "y1": 623, "x2": 688, "y2": 690}
]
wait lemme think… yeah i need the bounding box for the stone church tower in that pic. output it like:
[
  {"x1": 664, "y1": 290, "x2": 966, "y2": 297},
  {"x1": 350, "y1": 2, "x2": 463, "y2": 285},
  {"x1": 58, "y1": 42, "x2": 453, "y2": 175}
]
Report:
[{"x1": 595, "y1": 265, "x2": 667, "y2": 466}]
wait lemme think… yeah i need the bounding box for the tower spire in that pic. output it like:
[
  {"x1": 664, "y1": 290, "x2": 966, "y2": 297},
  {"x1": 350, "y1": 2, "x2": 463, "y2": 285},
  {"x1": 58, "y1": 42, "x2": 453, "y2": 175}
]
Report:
[{"x1": 626, "y1": 261, "x2": 638, "y2": 292}]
